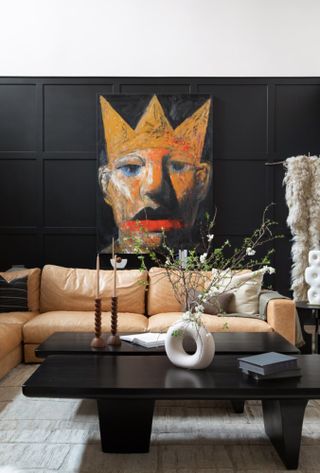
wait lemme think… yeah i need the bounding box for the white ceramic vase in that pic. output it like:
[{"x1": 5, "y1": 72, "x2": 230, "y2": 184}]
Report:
[
  {"x1": 165, "y1": 320, "x2": 215, "y2": 369},
  {"x1": 305, "y1": 250, "x2": 320, "y2": 305}
]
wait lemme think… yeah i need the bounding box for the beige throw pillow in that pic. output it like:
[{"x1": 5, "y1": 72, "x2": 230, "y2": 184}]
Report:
[{"x1": 212, "y1": 268, "x2": 265, "y2": 315}]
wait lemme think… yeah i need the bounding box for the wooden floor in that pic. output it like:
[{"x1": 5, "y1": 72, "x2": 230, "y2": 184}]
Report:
[{"x1": 1, "y1": 364, "x2": 320, "y2": 472}]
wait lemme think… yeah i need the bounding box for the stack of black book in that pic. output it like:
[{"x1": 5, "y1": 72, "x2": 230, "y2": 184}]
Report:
[{"x1": 238, "y1": 352, "x2": 301, "y2": 381}]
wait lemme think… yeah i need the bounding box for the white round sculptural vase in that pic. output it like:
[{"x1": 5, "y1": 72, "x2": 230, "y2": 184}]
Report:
[
  {"x1": 165, "y1": 320, "x2": 215, "y2": 369},
  {"x1": 305, "y1": 250, "x2": 320, "y2": 305}
]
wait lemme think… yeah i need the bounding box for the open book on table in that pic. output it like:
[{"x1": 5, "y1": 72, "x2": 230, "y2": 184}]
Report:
[{"x1": 120, "y1": 333, "x2": 166, "y2": 348}]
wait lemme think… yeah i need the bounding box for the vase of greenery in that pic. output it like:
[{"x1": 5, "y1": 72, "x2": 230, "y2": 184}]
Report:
[{"x1": 130, "y1": 205, "x2": 281, "y2": 369}]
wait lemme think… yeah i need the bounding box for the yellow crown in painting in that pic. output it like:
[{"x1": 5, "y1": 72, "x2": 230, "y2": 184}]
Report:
[{"x1": 100, "y1": 95, "x2": 211, "y2": 163}]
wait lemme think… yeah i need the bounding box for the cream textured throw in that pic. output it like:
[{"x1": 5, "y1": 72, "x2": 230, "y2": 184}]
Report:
[{"x1": 283, "y1": 155, "x2": 320, "y2": 300}]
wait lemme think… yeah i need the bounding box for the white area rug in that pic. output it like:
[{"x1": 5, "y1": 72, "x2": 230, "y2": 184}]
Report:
[{"x1": 1, "y1": 364, "x2": 320, "y2": 473}]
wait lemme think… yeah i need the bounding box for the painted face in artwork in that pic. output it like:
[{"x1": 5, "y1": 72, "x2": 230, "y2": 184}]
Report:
[{"x1": 99, "y1": 96, "x2": 212, "y2": 251}]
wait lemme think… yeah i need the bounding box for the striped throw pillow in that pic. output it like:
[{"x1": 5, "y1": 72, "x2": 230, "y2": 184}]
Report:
[{"x1": 0, "y1": 275, "x2": 28, "y2": 312}]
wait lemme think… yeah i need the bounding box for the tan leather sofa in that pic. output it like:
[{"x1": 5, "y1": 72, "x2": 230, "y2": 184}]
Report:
[{"x1": 1, "y1": 265, "x2": 296, "y2": 367}]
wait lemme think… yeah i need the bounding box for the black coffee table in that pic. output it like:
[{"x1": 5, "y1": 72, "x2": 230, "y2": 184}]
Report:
[
  {"x1": 36, "y1": 331, "x2": 299, "y2": 357},
  {"x1": 35, "y1": 331, "x2": 299, "y2": 416},
  {"x1": 23, "y1": 353, "x2": 320, "y2": 469}
]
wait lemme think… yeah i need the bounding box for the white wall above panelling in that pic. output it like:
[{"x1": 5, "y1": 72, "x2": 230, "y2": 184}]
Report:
[{"x1": 0, "y1": 0, "x2": 319, "y2": 76}]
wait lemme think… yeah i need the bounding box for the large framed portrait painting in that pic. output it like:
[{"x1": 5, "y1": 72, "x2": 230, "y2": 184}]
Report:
[{"x1": 97, "y1": 94, "x2": 213, "y2": 253}]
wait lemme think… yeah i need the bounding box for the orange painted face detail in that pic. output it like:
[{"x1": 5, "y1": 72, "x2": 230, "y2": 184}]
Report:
[{"x1": 100, "y1": 147, "x2": 211, "y2": 231}]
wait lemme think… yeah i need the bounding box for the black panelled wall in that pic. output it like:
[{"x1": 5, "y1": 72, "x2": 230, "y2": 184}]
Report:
[{"x1": 1, "y1": 77, "x2": 320, "y2": 296}]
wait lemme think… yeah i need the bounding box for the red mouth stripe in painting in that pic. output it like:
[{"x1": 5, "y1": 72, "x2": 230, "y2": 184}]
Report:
[{"x1": 121, "y1": 220, "x2": 184, "y2": 232}]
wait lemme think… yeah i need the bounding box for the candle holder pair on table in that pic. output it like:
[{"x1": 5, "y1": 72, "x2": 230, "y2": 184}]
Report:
[{"x1": 91, "y1": 247, "x2": 122, "y2": 348}]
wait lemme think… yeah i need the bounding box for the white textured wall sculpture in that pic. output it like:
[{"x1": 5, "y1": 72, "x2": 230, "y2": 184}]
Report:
[{"x1": 305, "y1": 250, "x2": 320, "y2": 305}]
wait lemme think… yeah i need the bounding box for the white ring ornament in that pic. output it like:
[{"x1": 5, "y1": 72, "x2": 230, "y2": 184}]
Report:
[
  {"x1": 165, "y1": 320, "x2": 215, "y2": 369},
  {"x1": 305, "y1": 250, "x2": 320, "y2": 305}
]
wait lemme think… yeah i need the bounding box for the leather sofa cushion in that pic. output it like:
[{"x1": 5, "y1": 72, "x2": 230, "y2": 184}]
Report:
[
  {"x1": 23, "y1": 311, "x2": 148, "y2": 344},
  {"x1": 147, "y1": 267, "x2": 213, "y2": 316},
  {"x1": 147, "y1": 312, "x2": 273, "y2": 333},
  {"x1": 40, "y1": 265, "x2": 147, "y2": 314},
  {"x1": 147, "y1": 268, "x2": 182, "y2": 315},
  {"x1": 0, "y1": 268, "x2": 41, "y2": 312},
  {"x1": 0, "y1": 323, "x2": 21, "y2": 358},
  {"x1": 0, "y1": 311, "x2": 39, "y2": 326}
]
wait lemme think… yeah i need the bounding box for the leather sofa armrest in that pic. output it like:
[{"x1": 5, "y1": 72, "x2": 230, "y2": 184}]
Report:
[{"x1": 266, "y1": 298, "x2": 296, "y2": 345}]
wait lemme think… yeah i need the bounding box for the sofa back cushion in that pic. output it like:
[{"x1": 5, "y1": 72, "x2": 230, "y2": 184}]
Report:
[
  {"x1": 40, "y1": 265, "x2": 147, "y2": 314},
  {"x1": 147, "y1": 267, "x2": 253, "y2": 316},
  {"x1": 0, "y1": 268, "x2": 41, "y2": 312},
  {"x1": 147, "y1": 268, "x2": 213, "y2": 316},
  {"x1": 147, "y1": 268, "x2": 182, "y2": 315}
]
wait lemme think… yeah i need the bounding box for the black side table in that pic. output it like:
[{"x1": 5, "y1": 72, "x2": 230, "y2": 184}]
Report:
[{"x1": 296, "y1": 301, "x2": 320, "y2": 354}]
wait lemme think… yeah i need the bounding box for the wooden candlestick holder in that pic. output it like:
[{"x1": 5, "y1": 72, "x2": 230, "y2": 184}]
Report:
[
  {"x1": 107, "y1": 296, "x2": 121, "y2": 346},
  {"x1": 90, "y1": 297, "x2": 106, "y2": 348}
]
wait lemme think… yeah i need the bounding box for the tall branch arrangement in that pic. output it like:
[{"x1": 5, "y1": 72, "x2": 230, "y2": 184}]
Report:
[{"x1": 128, "y1": 204, "x2": 282, "y2": 327}]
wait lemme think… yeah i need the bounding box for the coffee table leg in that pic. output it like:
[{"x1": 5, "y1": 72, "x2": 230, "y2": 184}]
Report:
[
  {"x1": 97, "y1": 399, "x2": 155, "y2": 453},
  {"x1": 231, "y1": 400, "x2": 245, "y2": 413},
  {"x1": 262, "y1": 398, "x2": 307, "y2": 469}
]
